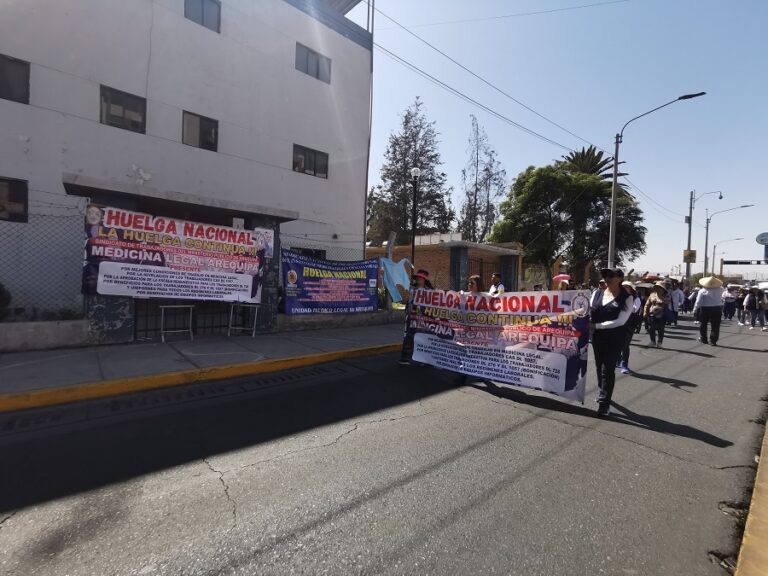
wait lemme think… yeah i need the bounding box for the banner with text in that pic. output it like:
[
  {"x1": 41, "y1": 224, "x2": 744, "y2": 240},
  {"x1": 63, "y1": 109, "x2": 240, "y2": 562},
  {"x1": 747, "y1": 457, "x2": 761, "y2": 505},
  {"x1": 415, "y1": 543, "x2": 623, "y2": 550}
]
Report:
[
  {"x1": 282, "y1": 249, "x2": 378, "y2": 315},
  {"x1": 82, "y1": 205, "x2": 274, "y2": 302},
  {"x1": 410, "y1": 289, "x2": 592, "y2": 403}
]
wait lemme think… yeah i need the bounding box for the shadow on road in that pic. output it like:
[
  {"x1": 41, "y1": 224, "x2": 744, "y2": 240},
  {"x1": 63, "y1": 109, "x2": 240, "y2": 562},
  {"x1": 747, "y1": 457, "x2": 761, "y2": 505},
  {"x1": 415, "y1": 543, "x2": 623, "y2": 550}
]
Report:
[
  {"x1": 610, "y1": 401, "x2": 733, "y2": 448},
  {"x1": 635, "y1": 344, "x2": 714, "y2": 358},
  {"x1": 470, "y1": 379, "x2": 732, "y2": 449},
  {"x1": 630, "y1": 371, "x2": 697, "y2": 392},
  {"x1": 0, "y1": 357, "x2": 457, "y2": 512}
]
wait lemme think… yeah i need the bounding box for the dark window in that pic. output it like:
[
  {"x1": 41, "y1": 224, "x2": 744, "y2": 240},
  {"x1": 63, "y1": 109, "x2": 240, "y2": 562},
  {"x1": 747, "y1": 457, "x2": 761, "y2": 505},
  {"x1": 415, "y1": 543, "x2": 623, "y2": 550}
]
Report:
[
  {"x1": 295, "y1": 43, "x2": 331, "y2": 84},
  {"x1": 185, "y1": 0, "x2": 220, "y2": 32},
  {"x1": 0, "y1": 177, "x2": 28, "y2": 223},
  {"x1": 0, "y1": 54, "x2": 30, "y2": 104},
  {"x1": 183, "y1": 111, "x2": 218, "y2": 151},
  {"x1": 293, "y1": 145, "x2": 329, "y2": 179},
  {"x1": 292, "y1": 247, "x2": 326, "y2": 260},
  {"x1": 100, "y1": 85, "x2": 146, "y2": 133}
]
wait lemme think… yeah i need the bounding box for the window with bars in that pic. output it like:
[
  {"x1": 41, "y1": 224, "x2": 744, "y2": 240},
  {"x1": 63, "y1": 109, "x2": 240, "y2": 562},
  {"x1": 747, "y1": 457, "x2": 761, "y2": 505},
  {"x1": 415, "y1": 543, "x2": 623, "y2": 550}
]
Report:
[
  {"x1": 185, "y1": 0, "x2": 221, "y2": 33},
  {"x1": 0, "y1": 53, "x2": 30, "y2": 105},
  {"x1": 293, "y1": 145, "x2": 329, "y2": 179},
  {"x1": 295, "y1": 43, "x2": 331, "y2": 84},
  {"x1": 100, "y1": 85, "x2": 146, "y2": 133},
  {"x1": 183, "y1": 111, "x2": 218, "y2": 151}
]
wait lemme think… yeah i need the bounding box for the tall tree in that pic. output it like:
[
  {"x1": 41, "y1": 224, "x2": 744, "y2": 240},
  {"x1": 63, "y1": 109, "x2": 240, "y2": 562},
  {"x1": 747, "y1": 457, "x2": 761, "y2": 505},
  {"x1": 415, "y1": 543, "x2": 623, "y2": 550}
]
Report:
[
  {"x1": 457, "y1": 115, "x2": 506, "y2": 243},
  {"x1": 489, "y1": 160, "x2": 646, "y2": 285},
  {"x1": 366, "y1": 98, "x2": 454, "y2": 245}
]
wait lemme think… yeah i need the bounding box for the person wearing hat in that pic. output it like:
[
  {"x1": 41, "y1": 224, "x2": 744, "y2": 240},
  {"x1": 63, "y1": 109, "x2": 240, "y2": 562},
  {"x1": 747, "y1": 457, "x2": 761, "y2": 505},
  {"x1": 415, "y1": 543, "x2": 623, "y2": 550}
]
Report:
[
  {"x1": 590, "y1": 267, "x2": 632, "y2": 416},
  {"x1": 692, "y1": 276, "x2": 725, "y2": 345},
  {"x1": 398, "y1": 269, "x2": 434, "y2": 366},
  {"x1": 643, "y1": 282, "x2": 670, "y2": 348},
  {"x1": 489, "y1": 272, "x2": 505, "y2": 296},
  {"x1": 744, "y1": 285, "x2": 766, "y2": 330}
]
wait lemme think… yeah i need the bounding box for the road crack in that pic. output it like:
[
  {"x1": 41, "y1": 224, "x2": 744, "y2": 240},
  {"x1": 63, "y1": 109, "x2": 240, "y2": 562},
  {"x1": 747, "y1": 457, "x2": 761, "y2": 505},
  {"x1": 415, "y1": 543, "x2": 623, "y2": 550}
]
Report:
[
  {"x1": 0, "y1": 510, "x2": 17, "y2": 531},
  {"x1": 235, "y1": 410, "x2": 439, "y2": 472},
  {"x1": 204, "y1": 458, "x2": 237, "y2": 528}
]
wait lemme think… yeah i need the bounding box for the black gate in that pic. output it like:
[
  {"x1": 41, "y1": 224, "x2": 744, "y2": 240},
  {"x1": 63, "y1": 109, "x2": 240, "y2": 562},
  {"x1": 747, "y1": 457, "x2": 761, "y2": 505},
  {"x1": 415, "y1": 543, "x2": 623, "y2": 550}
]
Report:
[
  {"x1": 467, "y1": 258, "x2": 489, "y2": 284},
  {"x1": 134, "y1": 298, "x2": 232, "y2": 341}
]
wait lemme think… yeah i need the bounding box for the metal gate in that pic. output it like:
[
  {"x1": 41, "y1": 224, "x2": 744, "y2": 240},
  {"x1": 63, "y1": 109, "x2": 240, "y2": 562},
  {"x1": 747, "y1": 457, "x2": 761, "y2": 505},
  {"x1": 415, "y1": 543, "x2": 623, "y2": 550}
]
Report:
[
  {"x1": 134, "y1": 298, "x2": 232, "y2": 341},
  {"x1": 467, "y1": 258, "x2": 489, "y2": 284}
]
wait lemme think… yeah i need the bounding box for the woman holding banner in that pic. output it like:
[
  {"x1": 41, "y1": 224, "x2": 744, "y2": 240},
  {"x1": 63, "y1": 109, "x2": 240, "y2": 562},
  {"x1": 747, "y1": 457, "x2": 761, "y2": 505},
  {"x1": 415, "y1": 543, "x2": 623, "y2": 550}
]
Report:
[
  {"x1": 590, "y1": 267, "x2": 632, "y2": 416},
  {"x1": 398, "y1": 269, "x2": 433, "y2": 366}
]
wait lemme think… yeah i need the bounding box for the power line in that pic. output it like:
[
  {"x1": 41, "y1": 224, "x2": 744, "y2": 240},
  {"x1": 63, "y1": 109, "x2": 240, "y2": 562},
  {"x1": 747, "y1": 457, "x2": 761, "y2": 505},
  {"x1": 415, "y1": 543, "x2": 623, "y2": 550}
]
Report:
[
  {"x1": 374, "y1": 43, "x2": 575, "y2": 152},
  {"x1": 379, "y1": 0, "x2": 630, "y2": 29},
  {"x1": 375, "y1": 6, "x2": 606, "y2": 151}
]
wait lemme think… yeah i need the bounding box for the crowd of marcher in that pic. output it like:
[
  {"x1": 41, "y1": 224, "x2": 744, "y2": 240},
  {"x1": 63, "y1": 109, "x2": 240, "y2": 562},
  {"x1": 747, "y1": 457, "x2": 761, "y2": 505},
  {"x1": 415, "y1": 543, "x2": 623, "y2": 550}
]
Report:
[{"x1": 397, "y1": 267, "x2": 767, "y2": 417}]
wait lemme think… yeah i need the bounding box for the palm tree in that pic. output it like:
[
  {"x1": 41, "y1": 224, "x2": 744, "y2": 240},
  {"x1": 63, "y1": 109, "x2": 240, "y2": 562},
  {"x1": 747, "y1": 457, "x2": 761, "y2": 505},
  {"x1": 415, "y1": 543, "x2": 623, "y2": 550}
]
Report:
[{"x1": 560, "y1": 145, "x2": 614, "y2": 180}]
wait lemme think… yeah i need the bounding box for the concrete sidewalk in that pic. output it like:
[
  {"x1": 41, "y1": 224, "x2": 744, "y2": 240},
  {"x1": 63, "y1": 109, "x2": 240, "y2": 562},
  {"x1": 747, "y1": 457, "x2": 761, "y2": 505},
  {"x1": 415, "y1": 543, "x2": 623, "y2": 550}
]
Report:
[{"x1": 0, "y1": 323, "x2": 404, "y2": 412}]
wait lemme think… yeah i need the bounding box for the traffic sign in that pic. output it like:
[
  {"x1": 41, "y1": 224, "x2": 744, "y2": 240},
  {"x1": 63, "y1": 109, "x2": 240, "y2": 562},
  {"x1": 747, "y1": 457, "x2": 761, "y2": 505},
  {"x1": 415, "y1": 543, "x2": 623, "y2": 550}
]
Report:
[{"x1": 683, "y1": 249, "x2": 696, "y2": 263}]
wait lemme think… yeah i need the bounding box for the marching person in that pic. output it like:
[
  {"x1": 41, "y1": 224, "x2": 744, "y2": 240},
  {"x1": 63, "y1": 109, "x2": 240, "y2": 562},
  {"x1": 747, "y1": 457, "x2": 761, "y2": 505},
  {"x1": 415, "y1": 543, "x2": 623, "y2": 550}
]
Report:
[
  {"x1": 670, "y1": 281, "x2": 685, "y2": 326},
  {"x1": 744, "y1": 285, "x2": 766, "y2": 331},
  {"x1": 618, "y1": 281, "x2": 642, "y2": 374},
  {"x1": 590, "y1": 267, "x2": 632, "y2": 416},
  {"x1": 693, "y1": 276, "x2": 725, "y2": 345},
  {"x1": 398, "y1": 269, "x2": 434, "y2": 366},
  {"x1": 736, "y1": 288, "x2": 748, "y2": 325},
  {"x1": 643, "y1": 282, "x2": 670, "y2": 348},
  {"x1": 721, "y1": 287, "x2": 737, "y2": 320},
  {"x1": 466, "y1": 274, "x2": 485, "y2": 294},
  {"x1": 489, "y1": 272, "x2": 505, "y2": 296}
]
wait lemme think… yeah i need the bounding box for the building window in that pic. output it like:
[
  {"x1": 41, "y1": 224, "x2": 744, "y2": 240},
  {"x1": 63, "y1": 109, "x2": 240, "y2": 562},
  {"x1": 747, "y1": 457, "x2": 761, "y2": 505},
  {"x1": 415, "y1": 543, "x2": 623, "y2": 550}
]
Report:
[
  {"x1": 100, "y1": 86, "x2": 146, "y2": 133},
  {"x1": 0, "y1": 54, "x2": 30, "y2": 105},
  {"x1": 0, "y1": 177, "x2": 28, "y2": 223},
  {"x1": 295, "y1": 43, "x2": 331, "y2": 84},
  {"x1": 293, "y1": 145, "x2": 328, "y2": 179},
  {"x1": 185, "y1": 0, "x2": 221, "y2": 33},
  {"x1": 183, "y1": 111, "x2": 218, "y2": 151}
]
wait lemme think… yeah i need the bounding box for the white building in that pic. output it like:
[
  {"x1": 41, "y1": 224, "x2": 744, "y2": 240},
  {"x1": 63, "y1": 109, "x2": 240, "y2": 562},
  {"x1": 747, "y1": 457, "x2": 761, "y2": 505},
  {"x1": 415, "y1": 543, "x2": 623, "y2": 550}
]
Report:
[{"x1": 0, "y1": 0, "x2": 372, "y2": 342}]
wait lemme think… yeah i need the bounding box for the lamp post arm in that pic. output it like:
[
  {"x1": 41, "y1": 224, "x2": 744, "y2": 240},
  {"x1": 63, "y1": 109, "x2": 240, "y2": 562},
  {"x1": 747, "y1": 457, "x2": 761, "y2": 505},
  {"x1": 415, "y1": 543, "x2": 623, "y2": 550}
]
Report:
[{"x1": 619, "y1": 98, "x2": 679, "y2": 138}]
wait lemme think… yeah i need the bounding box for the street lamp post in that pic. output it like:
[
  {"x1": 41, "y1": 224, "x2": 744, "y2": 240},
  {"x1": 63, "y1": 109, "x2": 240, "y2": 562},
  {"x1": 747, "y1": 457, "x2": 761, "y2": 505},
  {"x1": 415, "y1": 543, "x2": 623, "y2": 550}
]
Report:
[
  {"x1": 685, "y1": 190, "x2": 722, "y2": 281},
  {"x1": 712, "y1": 237, "x2": 743, "y2": 276},
  {"x1": 607, "y1": 92, "x2": 706, "y2": 268},
  {"x1": 704, "y1": 206, "x2": 754, "y2": 275},
  {"x1": 410, "y1": 167, "x2": 421, "y2": 268}
]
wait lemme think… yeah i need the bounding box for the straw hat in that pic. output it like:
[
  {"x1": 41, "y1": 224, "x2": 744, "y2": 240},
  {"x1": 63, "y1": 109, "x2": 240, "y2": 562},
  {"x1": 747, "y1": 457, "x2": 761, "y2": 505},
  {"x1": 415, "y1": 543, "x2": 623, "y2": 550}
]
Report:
[
  {"x1": 653, "y1": 281, "x2": 668, "y2": 292},
  {"x1": 699, "y1": 276, "x2": 723, "y2": 289}
]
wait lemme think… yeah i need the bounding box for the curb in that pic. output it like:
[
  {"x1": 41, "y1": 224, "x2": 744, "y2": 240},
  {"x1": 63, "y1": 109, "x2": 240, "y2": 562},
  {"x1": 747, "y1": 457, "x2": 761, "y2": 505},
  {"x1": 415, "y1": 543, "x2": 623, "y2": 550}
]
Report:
[
  {"x1": 0, "y1": 343, "x2": 401, "y2": 414},
  {"x1": 735, "y1": 423, "x2": 768, "y2": 576}
]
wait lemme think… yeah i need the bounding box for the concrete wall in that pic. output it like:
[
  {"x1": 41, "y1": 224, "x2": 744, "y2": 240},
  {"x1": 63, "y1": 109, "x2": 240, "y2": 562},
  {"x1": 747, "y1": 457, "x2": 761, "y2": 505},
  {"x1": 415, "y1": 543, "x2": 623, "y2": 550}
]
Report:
[{"x1": 0, "y1": 0, "x2": 371, "y2": 254}]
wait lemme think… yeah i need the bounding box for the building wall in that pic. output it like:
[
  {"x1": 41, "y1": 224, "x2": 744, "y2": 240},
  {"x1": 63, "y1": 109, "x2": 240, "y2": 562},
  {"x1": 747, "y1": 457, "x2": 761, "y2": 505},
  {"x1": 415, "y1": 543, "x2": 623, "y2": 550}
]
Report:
[{"x1": 0, "y1": 0, "x2": 371, "y2": 322}]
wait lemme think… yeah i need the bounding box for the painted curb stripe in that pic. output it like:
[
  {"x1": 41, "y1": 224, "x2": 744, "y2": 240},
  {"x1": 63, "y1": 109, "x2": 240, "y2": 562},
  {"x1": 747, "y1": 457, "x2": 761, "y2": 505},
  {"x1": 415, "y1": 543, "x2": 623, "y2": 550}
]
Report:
[
  {"x1": 0, "y1": 343, "x2": 401, "y2": 413},
  {"x1": 735, "y1": 424, "x2": 768, "y2": 576}
]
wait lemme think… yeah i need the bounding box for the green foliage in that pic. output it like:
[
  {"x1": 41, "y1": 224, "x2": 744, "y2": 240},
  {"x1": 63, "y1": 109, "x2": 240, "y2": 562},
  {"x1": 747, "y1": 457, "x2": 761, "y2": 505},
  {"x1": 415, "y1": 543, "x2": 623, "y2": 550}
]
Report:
[
  {"x1": 489, "y1": 152, "x2": 647, "y2": 285},
  {"x1": 367, "y1": 98, "x2": 455, "y2": 245}
]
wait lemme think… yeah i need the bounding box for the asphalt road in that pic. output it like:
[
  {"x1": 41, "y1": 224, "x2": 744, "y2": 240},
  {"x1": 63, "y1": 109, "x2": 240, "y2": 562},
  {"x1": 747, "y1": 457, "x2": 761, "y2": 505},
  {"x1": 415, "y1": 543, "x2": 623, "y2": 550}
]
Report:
[{"x1": 1, "y1": 318, "x2": 766, "y2": 576}]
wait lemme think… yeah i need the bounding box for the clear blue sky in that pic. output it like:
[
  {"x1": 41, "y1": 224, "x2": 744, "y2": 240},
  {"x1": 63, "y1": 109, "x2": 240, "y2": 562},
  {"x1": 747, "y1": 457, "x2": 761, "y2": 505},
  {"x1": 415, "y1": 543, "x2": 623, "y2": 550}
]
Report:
[{"x1": 349, "y1": 0, "x2": 767, "y2": 280}]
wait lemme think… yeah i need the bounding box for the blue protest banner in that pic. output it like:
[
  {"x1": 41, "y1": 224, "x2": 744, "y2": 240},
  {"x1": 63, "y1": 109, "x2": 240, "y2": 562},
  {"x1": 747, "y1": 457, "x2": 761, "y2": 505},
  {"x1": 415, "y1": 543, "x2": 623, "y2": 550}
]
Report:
[{"x1": 282, "y1": 249, "x2": 379, "y2": 315}]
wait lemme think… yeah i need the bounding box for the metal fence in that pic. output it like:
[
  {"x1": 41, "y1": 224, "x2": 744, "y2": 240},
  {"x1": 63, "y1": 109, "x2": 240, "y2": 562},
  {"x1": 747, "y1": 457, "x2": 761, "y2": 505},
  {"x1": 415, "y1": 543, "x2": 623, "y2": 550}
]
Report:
[{"x1": 0, "y1": 211, "x2": 85, "y2": 321}]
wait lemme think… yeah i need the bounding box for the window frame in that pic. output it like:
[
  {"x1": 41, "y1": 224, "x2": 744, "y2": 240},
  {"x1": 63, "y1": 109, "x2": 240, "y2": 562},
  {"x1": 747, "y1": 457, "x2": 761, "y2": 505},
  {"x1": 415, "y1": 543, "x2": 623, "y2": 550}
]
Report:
[
  {"x1": 184, "y1": 0, "x2": 221, "y2": 33},
  {"x1": 294, "y1": 43, "x2": 331, "y2": 84},
  {"x1": 0, "y1": 177, "x2": 29, "y2": 223},
  {"x1": 182, "y1": 110, "x2": 219, "y2": 152},
  {"x1": 293, "y1": 144, "x2": 329, "y2": 179},
  {"x1": 0, "y1": 53, "x2": 30, "y2": 105},
  {"x1": 100, "y1": 85, "x2": 146, "y2": 134}
]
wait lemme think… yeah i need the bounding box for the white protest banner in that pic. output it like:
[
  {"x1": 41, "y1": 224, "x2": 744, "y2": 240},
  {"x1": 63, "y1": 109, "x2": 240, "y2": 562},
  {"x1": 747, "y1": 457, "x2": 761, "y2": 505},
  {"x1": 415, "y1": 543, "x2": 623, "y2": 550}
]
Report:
[{"x1": 408, "y1": 289, "x2": 592, "y2": 403}]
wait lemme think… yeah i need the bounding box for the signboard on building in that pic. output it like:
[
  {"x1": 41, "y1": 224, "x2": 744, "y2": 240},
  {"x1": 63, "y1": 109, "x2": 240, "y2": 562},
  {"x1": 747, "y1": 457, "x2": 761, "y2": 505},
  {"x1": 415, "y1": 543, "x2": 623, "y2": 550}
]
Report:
[
  {"x1": 82, "y1": 205, "x2": 273, "y2": 302},
  {"x1": 756, "y1": 232, "x2": 768, "y2": 245},
  {"x1": 408, "y1": 289, "x2": 591, "y2": 403},
  {"x1": 683, "y1": 249, "x2": 697, "y2": 263},
  {"x1": 281, "y1": 249, "x2": 378, "y2": 315}
]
